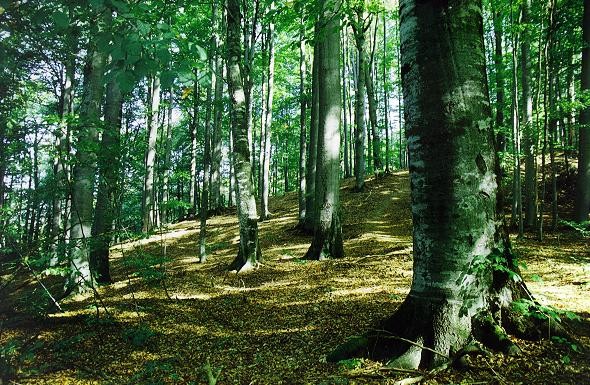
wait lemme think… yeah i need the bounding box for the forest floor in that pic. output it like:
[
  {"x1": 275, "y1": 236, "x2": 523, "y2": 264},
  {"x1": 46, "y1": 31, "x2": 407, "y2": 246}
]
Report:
[{"x1": 1, "y1": 171, "x2": 590, "y2": 384}]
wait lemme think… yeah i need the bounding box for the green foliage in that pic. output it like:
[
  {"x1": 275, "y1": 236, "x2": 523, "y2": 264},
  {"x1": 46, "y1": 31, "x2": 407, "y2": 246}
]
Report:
[
  {"x1": 512, "y1": 298, "x2": 581, "y2": 324},
  {"x1": 560, "y1": 220, "x2": 590, "y2": 237},
  {"x1": 337, "y1": 358, "x2": 363, "y2": 370},
  {"x1": 122, "y1": 324, "x2": 157, "y2": 348},
  {"x1": 130, "y1": 358, "x2": 182, "y2": 385}
]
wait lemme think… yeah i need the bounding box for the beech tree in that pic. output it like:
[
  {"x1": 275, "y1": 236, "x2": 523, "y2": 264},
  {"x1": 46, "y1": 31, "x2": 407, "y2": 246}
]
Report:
[
  {"x1": 329, "y1": 0, "x2": 550, "y2": 368},
  {"x1": 67, "y1": 8, "x2": 107, "y2": 292},
  {"x1": 304, "y1": 0, "x2": 344, "y2": 261},
  {"x1": 226, "y1": 0, "x2": 261, "y2": 271}
]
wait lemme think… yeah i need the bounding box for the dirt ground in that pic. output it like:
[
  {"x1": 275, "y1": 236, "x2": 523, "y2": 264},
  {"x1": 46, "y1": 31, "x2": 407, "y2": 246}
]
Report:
[{"x1": 1, "y1": 171, "x2": 589, "y2": 384}]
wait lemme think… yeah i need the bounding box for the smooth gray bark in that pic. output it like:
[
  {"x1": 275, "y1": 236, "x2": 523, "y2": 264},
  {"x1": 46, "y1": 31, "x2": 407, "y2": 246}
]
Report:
[
  {"x1": 304, "y1": 0, "x2": 343, "y2": 261},
  {"x1": 226, "y1": 0, "x2": 261, "y2": 271}
]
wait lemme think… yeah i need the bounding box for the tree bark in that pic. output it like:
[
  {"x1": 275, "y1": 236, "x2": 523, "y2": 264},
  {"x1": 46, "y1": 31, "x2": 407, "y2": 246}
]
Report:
[
  {"x1": 67, "y1": 18, "x2": 107, "y2": 292},
  {"x1": 575, "y1": 0, "x2": 590, "y2": 222},
  {"x1": 365, "y1": 50, "x2": 382, "y2": 173},
  {"x1": 226, "y1": 0, "x2": 261, "y2": 272},
  {"x1": 189, "y1": 78, "x2": 200, "y2": 219},
  {"x1": 521, "y1": 0, "x2": 537, "y2": 230},
  {"x1": 211, "y1": 11, "x2": 224, "y2": 213},
  {"x1": 142, "y1": 74, "x2": 161, "y2": 232},
  {"x1": 353, "y1": 9, "x2": 367, "y2": 191},
  {"x1": 298, "y1": 21, "x2": 307, "y2": 226},
  {"x1": 303, "y1": 37, "x2": 320, "y2": 233},
  {"x1": 260, "y1": 7, "x2": 275, "y2": 221},
  {"x1": 90, "y1": 73, "x2": 123, "y2": 284},
  {"x1": 304, "y1": 0, "x2": 343, "y2": 261},
  {"x1": 199, "y1": 0, "x2": 218, "y2": 263},
  {"x1": 383, "y1": 13, "x2": 391, "y2": 173},
  {"x1": 330, "y1": 0, "x2": 533, "y2": 368}
]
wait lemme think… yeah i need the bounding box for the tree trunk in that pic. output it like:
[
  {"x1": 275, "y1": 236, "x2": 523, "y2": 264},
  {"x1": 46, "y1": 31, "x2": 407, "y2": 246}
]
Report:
[
  {"x1": 342, "y1": 28, "x2": 351, "y2": 178},
  {"x1": 298, "y1": 22, "x2": 307, "y2": 226},
  {"x1": 365, "y1": 53, "x2": 382, "y2": 173},
  {"x1": 353, "y1": 10, "x2": 367, "y2": 191},
  {"x1": 521, "y1": 0, "x2": 537, "y2": 230},
  {"x1": 51, "y1": 50, "x2": 75, "y2": 264},
  {"x1": 575, "y1": 0, "x2": 590, "y2": 222},
  {"x1": 189, "y1": 78, "x2": 200, "y2": 218},
  {"x1": 211, "y1": 12, "x2": 224, "y2": 213},
  {"x1": 303, "y1": 38, "x2": 320, "y2": 232},
  {"x1": 226, "y1": 0, "x2": 261, "y2": 272},
  {"x1": 383, "y1": 13, "x2": 391, "y2": 173},
  {"x1": 199, "y1": 1, "x2": 218, "y2": 263},
  {"x1": 142, "y1": 74, "x2": 161, "y2": 232},
  {"x1": 330, "y1": 0, "x2": 534, "y2": 369},
  {"x1": 510, "y1": 5, "x2": 523, "y2": 238},
  {"x1": 67, "y1": 21, "x2": 107, "y2": 292},
  {"x1": 161, "y1": 87, "x2": 173, "y2": 224},
  {"x1": 90, "y1": 73, "x2": 123, "y2": 284},
  {"x1": 493, "y1": 5, "x2": 506, "y2": 152},
  {"x1": 304, "y1": 0, "x2": 343, "y2": 261},
  {"x1": 260, "y1": 9, "x2": 275, "y2": 221}
]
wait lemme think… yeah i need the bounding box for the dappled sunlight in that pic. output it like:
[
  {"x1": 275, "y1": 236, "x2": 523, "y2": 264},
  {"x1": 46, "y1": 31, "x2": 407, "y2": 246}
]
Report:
[{"x1": 3, "y1": 172, "x2": 589, "y2": 384}]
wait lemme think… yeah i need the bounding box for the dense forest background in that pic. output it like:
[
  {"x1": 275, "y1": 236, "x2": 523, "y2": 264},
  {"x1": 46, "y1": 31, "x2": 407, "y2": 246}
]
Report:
[{"x1": 1, "y1": 0, "x2": 589, "y2": 383}]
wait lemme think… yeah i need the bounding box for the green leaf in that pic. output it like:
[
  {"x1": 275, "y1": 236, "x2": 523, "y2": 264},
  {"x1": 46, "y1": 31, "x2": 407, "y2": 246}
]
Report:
[
  {"x1": 52, "y1": 11, "x2": 69, "y2": 29},
  {"x1": 160, "y1": 70, "x2": 176, "y2": 89}
]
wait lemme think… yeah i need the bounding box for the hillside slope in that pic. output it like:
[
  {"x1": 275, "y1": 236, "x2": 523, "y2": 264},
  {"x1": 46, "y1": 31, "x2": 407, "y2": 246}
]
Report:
[{"x1": 1, "y1": 171, "x2": 589, "y2": 384}]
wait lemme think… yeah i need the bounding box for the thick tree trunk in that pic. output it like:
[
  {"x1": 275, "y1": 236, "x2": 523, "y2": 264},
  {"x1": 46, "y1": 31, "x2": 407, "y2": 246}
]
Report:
[
  {"x1": 226, "y1": 0, "x2": 261, "y2": 272},
  {"x1": 68, "y1": 27, "x2": 107, "y2": 292},
  {"x1": 142, "y1": 74, "x2": 161, "y2": 232},
  {"x1": 330, "y1": 0, "x2": 534, "y2": 369},
  {"x1": 304, "y1": 0, "x2": 343, "y2": 261},
  {"x1": 90, "y1": 75, "x2": 123, "y2": 284},
  {"x1": 303, "y1": 39, "x2": 320, "y2": 233},
  {"x1": 575, "y1": 0, "x2": 590, "y2": 222},
  {"x1": 298, "y1": 23, "x2": 307, "y2": 226},
  {"x1": 353, "y1": 11, "x2": 367, "y2": 191}
]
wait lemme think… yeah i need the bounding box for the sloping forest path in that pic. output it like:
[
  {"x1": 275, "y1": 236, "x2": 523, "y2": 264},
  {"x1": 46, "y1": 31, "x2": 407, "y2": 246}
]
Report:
[{"x1": 1, "y1": 172, "x2": 589, "y2": 384}]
